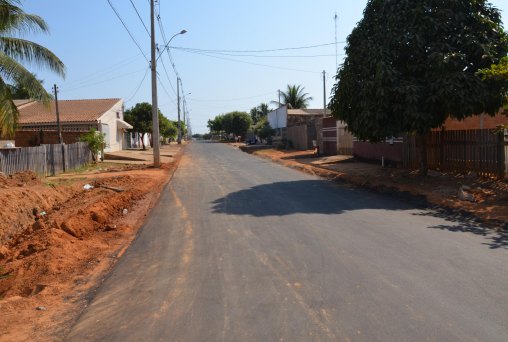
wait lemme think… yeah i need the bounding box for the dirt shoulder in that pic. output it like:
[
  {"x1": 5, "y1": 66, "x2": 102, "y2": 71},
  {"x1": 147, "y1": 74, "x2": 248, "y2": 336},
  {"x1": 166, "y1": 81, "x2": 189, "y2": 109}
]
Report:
[
  {"x1": 0, "y1": 145, "x2": 183, "y2": 341},
  {"x1": 237, "y1": 145, "x2": 508, "y2": 229}
]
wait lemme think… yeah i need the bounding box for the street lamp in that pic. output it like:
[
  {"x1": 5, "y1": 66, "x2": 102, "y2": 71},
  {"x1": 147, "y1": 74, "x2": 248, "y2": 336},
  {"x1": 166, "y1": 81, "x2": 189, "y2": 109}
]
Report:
[{"x1": 157, "y1": 29, "x2": 187, "y2": 61}]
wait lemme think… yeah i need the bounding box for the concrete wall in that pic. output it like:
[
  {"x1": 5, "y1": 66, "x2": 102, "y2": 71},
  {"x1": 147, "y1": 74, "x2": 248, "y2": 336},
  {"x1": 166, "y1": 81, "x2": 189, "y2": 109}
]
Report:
[
  {"x1": 267, "y1": 106, "x2": 288, "y2": 129},
  {"x1": 354, "y1": 140, "x2": 404, "y2": 165},
  {"x1": 98, "y1": 99, "x2": 124, "y2": 152}
]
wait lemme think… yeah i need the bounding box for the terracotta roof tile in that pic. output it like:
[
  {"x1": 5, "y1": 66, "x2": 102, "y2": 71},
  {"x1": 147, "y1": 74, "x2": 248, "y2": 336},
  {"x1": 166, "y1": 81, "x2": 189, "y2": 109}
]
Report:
[{"x1": 17, "y1": 98, "x2": 121, "y2": 125}]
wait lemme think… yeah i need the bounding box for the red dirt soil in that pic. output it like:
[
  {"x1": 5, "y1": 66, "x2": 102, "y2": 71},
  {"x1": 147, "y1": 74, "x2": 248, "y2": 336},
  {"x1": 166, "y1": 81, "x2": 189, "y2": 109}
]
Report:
[{"x1": 0, "y1": 158, "x2": 179, "y2": 341}]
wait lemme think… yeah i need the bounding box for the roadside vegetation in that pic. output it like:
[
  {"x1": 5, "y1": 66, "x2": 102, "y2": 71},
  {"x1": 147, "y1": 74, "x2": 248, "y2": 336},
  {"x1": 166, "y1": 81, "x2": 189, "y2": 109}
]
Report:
[
  {"x1": 124, "y1": 102, "x2": 184, "y2": 149},
  {"x1": 328, "y1": 0, "x2": 508, "y2": 176},
  {"x1": 0, "y1": 0, "x2": 65, "y2": 138}
]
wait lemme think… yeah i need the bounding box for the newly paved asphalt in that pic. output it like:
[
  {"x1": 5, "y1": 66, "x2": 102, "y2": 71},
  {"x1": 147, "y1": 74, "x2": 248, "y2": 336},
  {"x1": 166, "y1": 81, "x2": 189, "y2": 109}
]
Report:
[{"x1": 67, "y1": 143, "x2": 508, "y2": 342}]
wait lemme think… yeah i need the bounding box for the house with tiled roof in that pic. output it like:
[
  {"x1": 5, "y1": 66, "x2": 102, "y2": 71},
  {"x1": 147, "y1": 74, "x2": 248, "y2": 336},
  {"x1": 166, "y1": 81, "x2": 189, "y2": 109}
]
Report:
[{"x1": 15, "y1": 98, "x2": 132, "y2": 152}]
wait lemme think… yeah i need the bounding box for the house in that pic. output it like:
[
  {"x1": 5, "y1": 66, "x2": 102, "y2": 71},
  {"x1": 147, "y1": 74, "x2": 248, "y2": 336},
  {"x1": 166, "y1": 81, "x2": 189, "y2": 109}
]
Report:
[
  {"x1": 267, "y1": 106, "x2": 330, "y2": 149},
  {"x1": 15, "y1": 98, "x2": 132, "y2": 152},
  {"x1": 267, "y1": 105, "x2": 330, "y2": 130}
]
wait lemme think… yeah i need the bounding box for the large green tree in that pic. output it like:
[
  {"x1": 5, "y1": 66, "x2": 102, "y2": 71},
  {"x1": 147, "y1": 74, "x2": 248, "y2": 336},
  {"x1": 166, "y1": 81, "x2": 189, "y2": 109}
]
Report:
[
  {"x1": 249, "y1": 103, "x2": 271, "y2": 124},
  {"x1": 275, "y1": 84, "x2": 313, "y2": 109},
  {"x1": 159, "y1": 114, "x2": 178, "y2": 142},
  {"x1": 124, "y1": 102, "x2": 153, "y2": 150},
  {"x1": 207, "y1": 111, "x2": 252, "y2": 138},
  {"x1": 478, "y1": 56, "x2": 508, "y2": 106},
  {"x1": 222, "y1": 111, "x2": 252, "y2": 138},
  {"x1": 329, "y1": 0, "x2": 508, "y2": 175},
  {"x1": 253, "y1": 117, "x2": 276, "y2": 143},
  {"x1": 207, "y1": 115, "x2": 224, "y2": 134},
  {"x1": 0, "y1": 0, "x2": 65, "y2": 137}
]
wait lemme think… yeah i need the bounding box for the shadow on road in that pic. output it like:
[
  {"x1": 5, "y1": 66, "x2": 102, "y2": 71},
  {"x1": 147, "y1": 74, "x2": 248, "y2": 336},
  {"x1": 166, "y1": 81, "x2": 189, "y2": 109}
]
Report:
[
  {"x1": 211, "y1": 180, "x2": 411, "y2": 217},
  {"x1": 414, "y1": 209, "x2": 508, "y2": 250}
]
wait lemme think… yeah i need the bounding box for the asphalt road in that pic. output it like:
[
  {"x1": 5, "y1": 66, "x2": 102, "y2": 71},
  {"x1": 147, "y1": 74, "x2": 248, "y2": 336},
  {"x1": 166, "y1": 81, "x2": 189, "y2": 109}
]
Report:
[{"x1": 67, "y1": 143, "x2": 508, "y2": 342}]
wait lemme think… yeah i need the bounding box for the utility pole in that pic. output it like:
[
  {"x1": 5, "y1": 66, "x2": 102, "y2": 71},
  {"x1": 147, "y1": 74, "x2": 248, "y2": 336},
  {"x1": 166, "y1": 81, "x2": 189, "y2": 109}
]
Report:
[
  {"x1": 53, "y1": 84, "x2": 63, "y2": 144},
  {"x1": 323, "y1": 70, "x2": 327, "y2": 117},
  {"x1": 150, "y1": 0, "x2": 160, "y2": 167},
  {"x1": 177, "y1": 77, "x2": 182, "y2": 144},
  {"x1": 183, "y1": 98, "x2": 188, "y2": 141},
  {"x1": 53, "y1": 84, "x2": 65, "y2": 172}
]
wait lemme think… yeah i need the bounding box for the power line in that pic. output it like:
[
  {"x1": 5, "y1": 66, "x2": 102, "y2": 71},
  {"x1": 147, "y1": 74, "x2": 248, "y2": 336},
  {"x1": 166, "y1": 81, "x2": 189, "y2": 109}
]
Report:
[
  {"x1": 178, "y1": 49, "x2": 322, "y2": 74},
  {"x1": 188, "y1": 91, "x2": 276, "y2": 103},
  {"x1": 106, "y1": 0, "x2": 149, "y2": 62},
  {"x1": 170, "y1": 42, "x2": 343, "y2": 54},
  {"x1": 62, "y1": 67, "x2": 147, "y2": 93},
  {"x1": 159, "y1": 56, "x2": 177, "y2": 96},
  {"x1": 129, "y1": 0, "x2": 150, "y2": 37},
  {"x1": 62, "y1": 53, "x2": 143, "y2": 88},
  {"x1": 157, "y1": 74, "x2": 176, "y2": 106},
  {"x1": 125, "y1": 66, "x2": 150, "y2": 103},
  {"x1": 173, "y1": 47, "x2": 339, "y2": 58}
]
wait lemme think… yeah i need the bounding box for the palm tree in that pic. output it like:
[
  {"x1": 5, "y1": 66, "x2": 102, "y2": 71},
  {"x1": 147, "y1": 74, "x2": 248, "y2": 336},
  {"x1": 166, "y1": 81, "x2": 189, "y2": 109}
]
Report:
[
  {"x1": 0, "y1": 0, "x2": 65, "y2": 138},
  {"x1": 250, "y1": 102, "x2": 271, "y2": 124},
  {"x1": 273, "y1": 84, "x2": 313, "y2": 109}
]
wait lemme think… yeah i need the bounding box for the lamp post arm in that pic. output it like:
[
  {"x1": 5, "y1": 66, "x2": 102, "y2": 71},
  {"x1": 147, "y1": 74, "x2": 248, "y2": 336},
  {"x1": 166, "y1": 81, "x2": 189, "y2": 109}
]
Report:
[{"x1": 156, "y1": 30, "x2": 187, "y2": 61}]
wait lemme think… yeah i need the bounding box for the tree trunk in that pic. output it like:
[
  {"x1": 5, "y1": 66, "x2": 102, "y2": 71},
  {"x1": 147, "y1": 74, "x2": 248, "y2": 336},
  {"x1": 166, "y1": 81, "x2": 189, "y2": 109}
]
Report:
[
  {"x1": 416, "y1": 132, "x2": 428, "y2": 176},
  {"x1": 140, "y1": 133, "x2": 146, "y2": 150}
]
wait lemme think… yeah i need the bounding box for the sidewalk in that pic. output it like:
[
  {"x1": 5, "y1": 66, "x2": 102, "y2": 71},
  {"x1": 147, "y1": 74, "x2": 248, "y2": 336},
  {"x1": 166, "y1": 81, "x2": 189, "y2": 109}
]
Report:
[
  {"x1": 237, "y1": 144, "x2": 508, "y2": 229},
  {"x1": 104, "y1": 143, "x2": 183, "y2": 165}
]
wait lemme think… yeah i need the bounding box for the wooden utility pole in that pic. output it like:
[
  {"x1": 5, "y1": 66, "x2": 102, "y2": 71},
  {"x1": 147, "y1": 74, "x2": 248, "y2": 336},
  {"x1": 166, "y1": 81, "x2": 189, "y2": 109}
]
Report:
[
  {"x1": 177, "y1": 77, "x2": 182, "y2": 144},
  {"x1": 150, "y1": 0, "x2": 161, "y2": 167},
  {"x1": 323, "y1": 70, "x2": 327, "y2": 117},
  {"x1": 53, "y1": 84, "x2": 65, "y2": 172},
  {"x1": 53, "y1": 84, "x2": 63, "y2": 144}
]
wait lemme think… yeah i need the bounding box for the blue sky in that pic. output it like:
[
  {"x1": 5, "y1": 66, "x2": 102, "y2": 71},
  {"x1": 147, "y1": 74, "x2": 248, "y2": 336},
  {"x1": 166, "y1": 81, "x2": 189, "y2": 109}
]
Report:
[{"x1": 22, "y1": 1, "x2": 508, "y2": 134}]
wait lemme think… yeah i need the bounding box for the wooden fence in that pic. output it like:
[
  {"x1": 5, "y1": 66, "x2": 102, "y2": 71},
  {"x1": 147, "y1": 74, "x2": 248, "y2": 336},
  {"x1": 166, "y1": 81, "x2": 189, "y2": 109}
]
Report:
[
  {"x1": 0, "y1": 142, "x2": 91, "y2": 177},
  {"x1": 403, "y1": 129, "x2": 507, "y2": 178}
]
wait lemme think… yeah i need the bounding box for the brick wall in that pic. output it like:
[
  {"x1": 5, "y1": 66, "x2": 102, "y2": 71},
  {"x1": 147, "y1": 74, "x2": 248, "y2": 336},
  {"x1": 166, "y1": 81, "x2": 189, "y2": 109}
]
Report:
[
  {"x1": 15, "y1": 130, "x2": 85, "y2": 147},
  {"x1": 440, "y1": 111, "x2": 507, "y2": 130}
]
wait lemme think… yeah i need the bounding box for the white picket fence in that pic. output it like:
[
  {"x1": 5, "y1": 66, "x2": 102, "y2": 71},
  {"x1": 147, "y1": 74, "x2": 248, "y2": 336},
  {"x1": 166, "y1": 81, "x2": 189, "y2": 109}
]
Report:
[{"x1": 0, "y1": 142, "x2": 92, "y2": 176}]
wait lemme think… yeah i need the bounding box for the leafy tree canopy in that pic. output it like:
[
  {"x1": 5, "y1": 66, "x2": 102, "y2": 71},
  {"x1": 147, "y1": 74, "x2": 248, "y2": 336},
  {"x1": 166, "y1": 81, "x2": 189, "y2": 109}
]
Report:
[
  {"x1": 124, "y1": 102, "x2": 153, "y2": 134},
  {"x1": 478, "y1": 56, "x2": 508, "y2": 108},
  {"x1": 79, "y1": 128, "x2": 105, "y2": 162},
  {"x1": 250, "y1": 103, "x2": 271, "y2": 124},
  {"x1": 330, "y1": 0, "x2": 508, "y2": 142},
  {"x1": 159, "y1": 114, "x2": 178, "y2": 140},
  {"x1": 221, "y1": 111, "x2": 252, "y2": 137},
  {"x1": 207, "y1": 111, "x2": 252, "y2": 138},
  {"x1": 253, "y1": 117, "x2": 276, "y2": 141},
  {"x1": 207, "y1": 115, "x2": 224, "y2": 134}
]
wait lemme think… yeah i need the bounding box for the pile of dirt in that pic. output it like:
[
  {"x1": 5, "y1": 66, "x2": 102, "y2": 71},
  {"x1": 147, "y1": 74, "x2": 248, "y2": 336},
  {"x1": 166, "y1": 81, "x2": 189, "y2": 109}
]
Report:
[
  {"x1": 0, "y1": 170, "x2": 40, "y2": 188},
  {"x1": 0, "y1": 159, "x2": 179, "y2": 341}
]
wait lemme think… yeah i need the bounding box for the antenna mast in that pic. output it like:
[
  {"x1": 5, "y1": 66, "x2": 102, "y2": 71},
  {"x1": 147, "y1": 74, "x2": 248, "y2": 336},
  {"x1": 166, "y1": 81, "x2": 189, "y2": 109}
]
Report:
[{"x1": 334, "y1": 12, "x2": 338, "y2": 70}]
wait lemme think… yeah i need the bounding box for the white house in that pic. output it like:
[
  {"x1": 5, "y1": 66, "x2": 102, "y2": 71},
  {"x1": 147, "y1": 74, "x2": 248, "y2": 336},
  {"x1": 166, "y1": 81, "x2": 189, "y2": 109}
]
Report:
[
  {"x1": 267, "y1": 105, "x2": 330, "y2": 129},
  {"x1": 16, "y1": 98, "x2": 132, "y2": 152}
]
